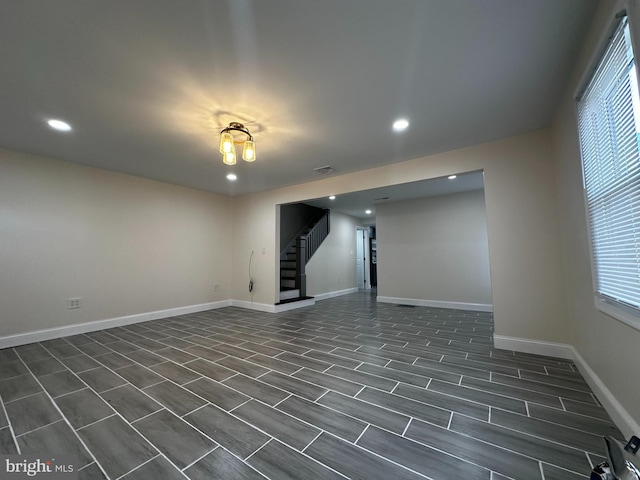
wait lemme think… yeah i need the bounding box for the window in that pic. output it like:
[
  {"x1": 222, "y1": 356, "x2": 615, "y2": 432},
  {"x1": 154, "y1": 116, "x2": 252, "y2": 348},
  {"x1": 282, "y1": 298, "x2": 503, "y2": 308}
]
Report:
[{"x1": 577, "y1": 15, "x2": 640, "y2": 324}]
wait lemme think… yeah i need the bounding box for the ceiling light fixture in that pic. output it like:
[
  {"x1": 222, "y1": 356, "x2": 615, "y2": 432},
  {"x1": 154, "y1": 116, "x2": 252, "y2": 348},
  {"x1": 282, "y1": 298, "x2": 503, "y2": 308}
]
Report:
[
  {"x1": 365, "y1": 209, "x2": 372, "y2": 214},
  {"x1": 329, "y1": 195, "x2": 336, "y2": 200},
  {"x1": 226, "y1": 173, "x2": 237, "y2": 181},
  {"x1": 448, "y1": 175, "x2": 457, "y2": 180},
  {"x1": 47, "y1": 119, "x2": 72, "y2": 132},
  {"x1": 392, "y1": 118, "x2": 409, "y2": 132},
  {"x1": 219, "y1": 122, "x2": 256, "y2": 166}
]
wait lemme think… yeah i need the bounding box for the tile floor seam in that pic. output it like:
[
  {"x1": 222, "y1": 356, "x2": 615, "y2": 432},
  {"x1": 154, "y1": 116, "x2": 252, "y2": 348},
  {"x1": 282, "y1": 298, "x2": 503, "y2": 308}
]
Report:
[
  {"x1": 484, "y1": 411, "x2": 608, "y2": 454},
  {"x1": 2, "y1": 389, "x2": 49, "y2": 405},
  {"x1": 586, "y1": 451, "x2": 595, "y2": 469},
  {"x1": 51, "y1": 386, "x2": 90, "y2": 400},
  {"x1": 538, "y1": 460, "x2": 546, "y2": 480},
  {"x1": 13, "y1": 349, "x2": 109, "y2": 479},
  {"x1": 129, "y1": 409, "x2": 166, "y2": 425},
  {"x1": 256, "y1": 437, "x2": 352, "y2": 479},
  {"x1": 0, "y1": 372, "x2": 29, "y2": 382},
  {"x1": 271, "y1": 394, "x2": 293, "y2": 408},
  {"x1": 179, "y1": 376, "x2": 203, "y2": 387},
  {"x1": 75, "y1": 413, "x2": 119, "y2": 432},
  {"x1": 2, "y1": 294, "x2": 618, "y2": 479},
  {"x1": 380, "y1": 414, "x2": 539, "y2": 470},
  {"x1": 14, "y1": 419, "x2": 64, "y2": 439},
  {"x1": 89, "y1": 342, "x2": 239, "y2": 419},
  {"x1": 112, "y1": 453, "x2": 162, "y2": 480},
  {"x1": 350, "y1": 432, "x2": 441, "y2": 480},
  {"x1": 76, "y1": 462, "x2": 98, "y2": 473},
  {"x1": 40, "y1": 343, "x2": 222, "y2": 479},
  {"x1": 402, "y1": 418, "x2": 414, "y2": 436},
  {"x1": 241, "y1": 437, "x2": 272, "y2": 462},
  {"x1": 381, "y1": 357, "x2": 486, "y2": 382},
  {"x1": 227, "y1": 398, "x2": 253, "y2": 413},
  {"x1": 493, "y1": 375, "x2": 596, "y2": 396},
  {"x1": 179, "y1": 445, "x2": 219, "y2": 472},
  {"x1": 493, "y1": 407, "x2": 618, "y2": 440},
  {"x1": 301, "y1": 430, "x2": 323, "y2": 453},
  {"x1": 444, "y1": 379, "x2": 551, "y2": 409}
]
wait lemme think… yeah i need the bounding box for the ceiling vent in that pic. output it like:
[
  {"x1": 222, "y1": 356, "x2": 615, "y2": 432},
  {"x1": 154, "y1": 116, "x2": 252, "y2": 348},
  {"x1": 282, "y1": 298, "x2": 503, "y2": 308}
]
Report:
[
  {"x1": 313, "y1": 165, "x2": 337, "y2": 175},
  {"x1": 374, "y1": 196, "x2": 390, "y2": 201}
]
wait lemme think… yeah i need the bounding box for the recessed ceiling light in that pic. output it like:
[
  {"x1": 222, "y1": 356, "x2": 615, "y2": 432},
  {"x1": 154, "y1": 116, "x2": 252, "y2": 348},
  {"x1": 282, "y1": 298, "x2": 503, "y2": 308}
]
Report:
[
  {"x1": 47, "y1": 119, "x2": 72, "y2": 132},
  {"x1": 365, "y1": 209, "x2": 372, "y2": 214},
  {"x1": 448, "y1": 175, "x2": 457, "y2": 180},
  {"x1": 392, "y1": 119, "x2": 409, "y2": 132},
  {"x1": 226, "y1": 173, "x2": 237, "y2": 181},
  {"x1": 329, "y1": 195, "x2": 336, "y2": 200}
]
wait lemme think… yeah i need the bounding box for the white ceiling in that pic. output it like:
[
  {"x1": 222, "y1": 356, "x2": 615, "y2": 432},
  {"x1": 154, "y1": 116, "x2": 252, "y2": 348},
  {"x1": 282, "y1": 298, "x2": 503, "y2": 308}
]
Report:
[
  {"x1": 302, "y1": 171, "x2": 485, "y2": 221},
  {"x1": 0, "y1": 0, "x2": 597, "y2": 196}
]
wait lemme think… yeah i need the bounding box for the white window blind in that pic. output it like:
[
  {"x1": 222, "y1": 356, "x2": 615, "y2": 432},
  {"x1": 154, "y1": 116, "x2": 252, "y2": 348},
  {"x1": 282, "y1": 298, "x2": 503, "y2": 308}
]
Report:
[{"x1": 577, "y1": 15, "x2": 640, "y2": 314}]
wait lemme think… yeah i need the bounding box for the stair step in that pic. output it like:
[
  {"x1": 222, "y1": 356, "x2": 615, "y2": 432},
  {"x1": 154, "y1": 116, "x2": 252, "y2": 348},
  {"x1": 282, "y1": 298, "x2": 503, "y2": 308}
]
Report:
[
  {"x1": 280, "y1": 261, "x2": 296, "y2": 269},
  {"x1": 281, "y1": 279, "x2": 296, "y2": 289},
  {"x1": 279, "y1": 289, "x2": 300, "y2": 301},
  {"x1": 281, "y1": 270, "x2": 296, "y2": 279}
]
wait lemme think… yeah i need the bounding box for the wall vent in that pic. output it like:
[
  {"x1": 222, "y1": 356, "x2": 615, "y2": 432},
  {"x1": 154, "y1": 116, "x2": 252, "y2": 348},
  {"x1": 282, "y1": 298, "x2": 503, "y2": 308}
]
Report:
[{"x1": 313, "y1": 165, "x2": 337, "y2": 175}]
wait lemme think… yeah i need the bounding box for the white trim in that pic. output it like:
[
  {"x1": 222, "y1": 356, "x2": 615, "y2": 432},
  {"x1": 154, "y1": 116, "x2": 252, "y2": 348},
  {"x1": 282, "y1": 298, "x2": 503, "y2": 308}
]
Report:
[
  {"x1": 494, "y1": 334, "x2": 640, "y2": 439},
  {"x1": 230, "y1": 300, "x2": 278, "y2": 313},
  {"x1": 230, "y1": 298, "x2": 316, "y2": 313},
  {"x1": 274, "y1": 298, "x2": 316, "y2": 312},
  {"x1": 377, "y1": 296, "x2": 493, "y2": 313},
  {"x1": 572, "y1": 347, "x2": 640, "y2": 440},
  {"x1": 0, "y1": 300, "x2": 231, "y2": 349},
  {"x1": 312, "y1": 288, "x2": 359, "y2": 301},
  {"x1": 493, "y1": 335, "x2": 574, "y2": 359},
  {"x1": 595, "y1": 296, "x2": 640, "y2": 333},
  {"x1": 0, "y1": 296, "x2": 322, "y2": 349}
]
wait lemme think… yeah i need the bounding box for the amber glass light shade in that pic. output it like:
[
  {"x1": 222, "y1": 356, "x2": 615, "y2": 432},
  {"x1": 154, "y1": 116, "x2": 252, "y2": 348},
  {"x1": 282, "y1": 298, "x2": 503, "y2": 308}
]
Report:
[{"x1": 242, "y1": 140, "x2": 256, "y2": 162}]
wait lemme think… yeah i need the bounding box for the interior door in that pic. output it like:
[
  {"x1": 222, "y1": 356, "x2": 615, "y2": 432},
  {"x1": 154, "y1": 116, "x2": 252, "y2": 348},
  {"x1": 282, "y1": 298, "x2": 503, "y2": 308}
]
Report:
[{"x1": 356, "y1": 228, "x2": 365, "y2": 290}]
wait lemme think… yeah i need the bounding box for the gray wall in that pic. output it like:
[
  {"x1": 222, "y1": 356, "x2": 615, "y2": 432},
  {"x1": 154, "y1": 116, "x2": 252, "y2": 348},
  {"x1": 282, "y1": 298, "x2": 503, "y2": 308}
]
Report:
[
  {"x1": 233, "y1": 128, "x2": 568, "y2": 347},
  {"x1": 376, "y1": 190, "x2": 492, "y2": 307},
  {"x1": 0, "y1": 149, "x2": 232, "y2": 339},
  {"x1": 551, "y1": 0, "x2": 640, "y2": 435},
  {"x1": 306, "y1": 210, "x2": 359, "y2": 295}
]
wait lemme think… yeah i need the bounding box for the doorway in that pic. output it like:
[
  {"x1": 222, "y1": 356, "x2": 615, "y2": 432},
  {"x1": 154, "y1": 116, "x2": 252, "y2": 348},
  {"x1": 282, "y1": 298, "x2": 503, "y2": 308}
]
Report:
[{"x1": 356, "y1": 227, "x2": 370, "y2": 290}]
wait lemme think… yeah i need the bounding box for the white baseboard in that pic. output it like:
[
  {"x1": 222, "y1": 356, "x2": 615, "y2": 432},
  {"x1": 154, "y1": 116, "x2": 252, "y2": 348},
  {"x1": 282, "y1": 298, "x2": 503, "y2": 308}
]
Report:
[
  {"x1": 0, "y1": 296, "x2": 321, "y2": 348},
  {"x1": 494, "y1": 334, "x2": 639, "y2": 439},
  {"x1": 377, "y1": 296, "x2": 493, "y2": 312},
  {"x1": 571, "y1": 348, "x2": 640, "y2": 440},
  {"x1": 230, "y1": 298, "x2": 316, "y2": 313},
  {"x1": 312, "y1": 288, "x2": 359, "y2": 302},
  {"x1": 0, "y1": 300, "x2": 231, "y2": 349},
  {"x1": 493, "y1": 335, "x2": 574, "y2": 359},
  {"x1": 274, "y1": 298, "x2": 316, "y2": 312},
  {"x1": 229, "y1": 300, "x2": 277, "y2": 313}
]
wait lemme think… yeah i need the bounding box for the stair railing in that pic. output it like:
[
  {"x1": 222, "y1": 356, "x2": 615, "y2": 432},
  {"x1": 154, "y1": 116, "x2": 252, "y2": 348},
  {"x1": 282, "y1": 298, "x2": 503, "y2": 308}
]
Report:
[
  {"x1": 296, "y1": 210, "x2": 330, "y2": 296},
  {"x1": 280, "y1": 212, "x2": 325, "y2": 260}
]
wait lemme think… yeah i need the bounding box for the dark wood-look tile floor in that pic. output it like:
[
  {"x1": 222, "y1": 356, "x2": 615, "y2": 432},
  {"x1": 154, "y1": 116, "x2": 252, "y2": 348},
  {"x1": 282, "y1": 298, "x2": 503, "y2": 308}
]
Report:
[{"x1": 0, "y1": 292, "x2": 621, "y2": 479}]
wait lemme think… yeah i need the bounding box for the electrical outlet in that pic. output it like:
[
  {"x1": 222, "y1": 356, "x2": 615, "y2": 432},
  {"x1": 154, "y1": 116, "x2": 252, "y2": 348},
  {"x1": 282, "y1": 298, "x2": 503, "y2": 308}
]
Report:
[
  {"x1": 68, "y1": 298, "x2": 82, "y2": 309},
  {"x1": 214, "y1": 284, "x2": 220, "y2": 292}
]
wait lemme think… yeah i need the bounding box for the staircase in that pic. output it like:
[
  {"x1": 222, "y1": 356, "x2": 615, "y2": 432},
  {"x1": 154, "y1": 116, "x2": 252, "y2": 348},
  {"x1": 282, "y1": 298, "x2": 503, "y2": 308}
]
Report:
[
  {"x1": 280, "y1": 246, "x2": 299, "y2": 300},
  {"x1": 279, "y1": 209, "x2": 330, "y2": 302}
]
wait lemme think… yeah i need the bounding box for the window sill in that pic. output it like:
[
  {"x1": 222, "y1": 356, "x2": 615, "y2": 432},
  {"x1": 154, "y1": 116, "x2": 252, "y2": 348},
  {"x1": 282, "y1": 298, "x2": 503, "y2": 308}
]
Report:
[{"x1": 595, "y1": 296, "x2": 640, "y2": 332}]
